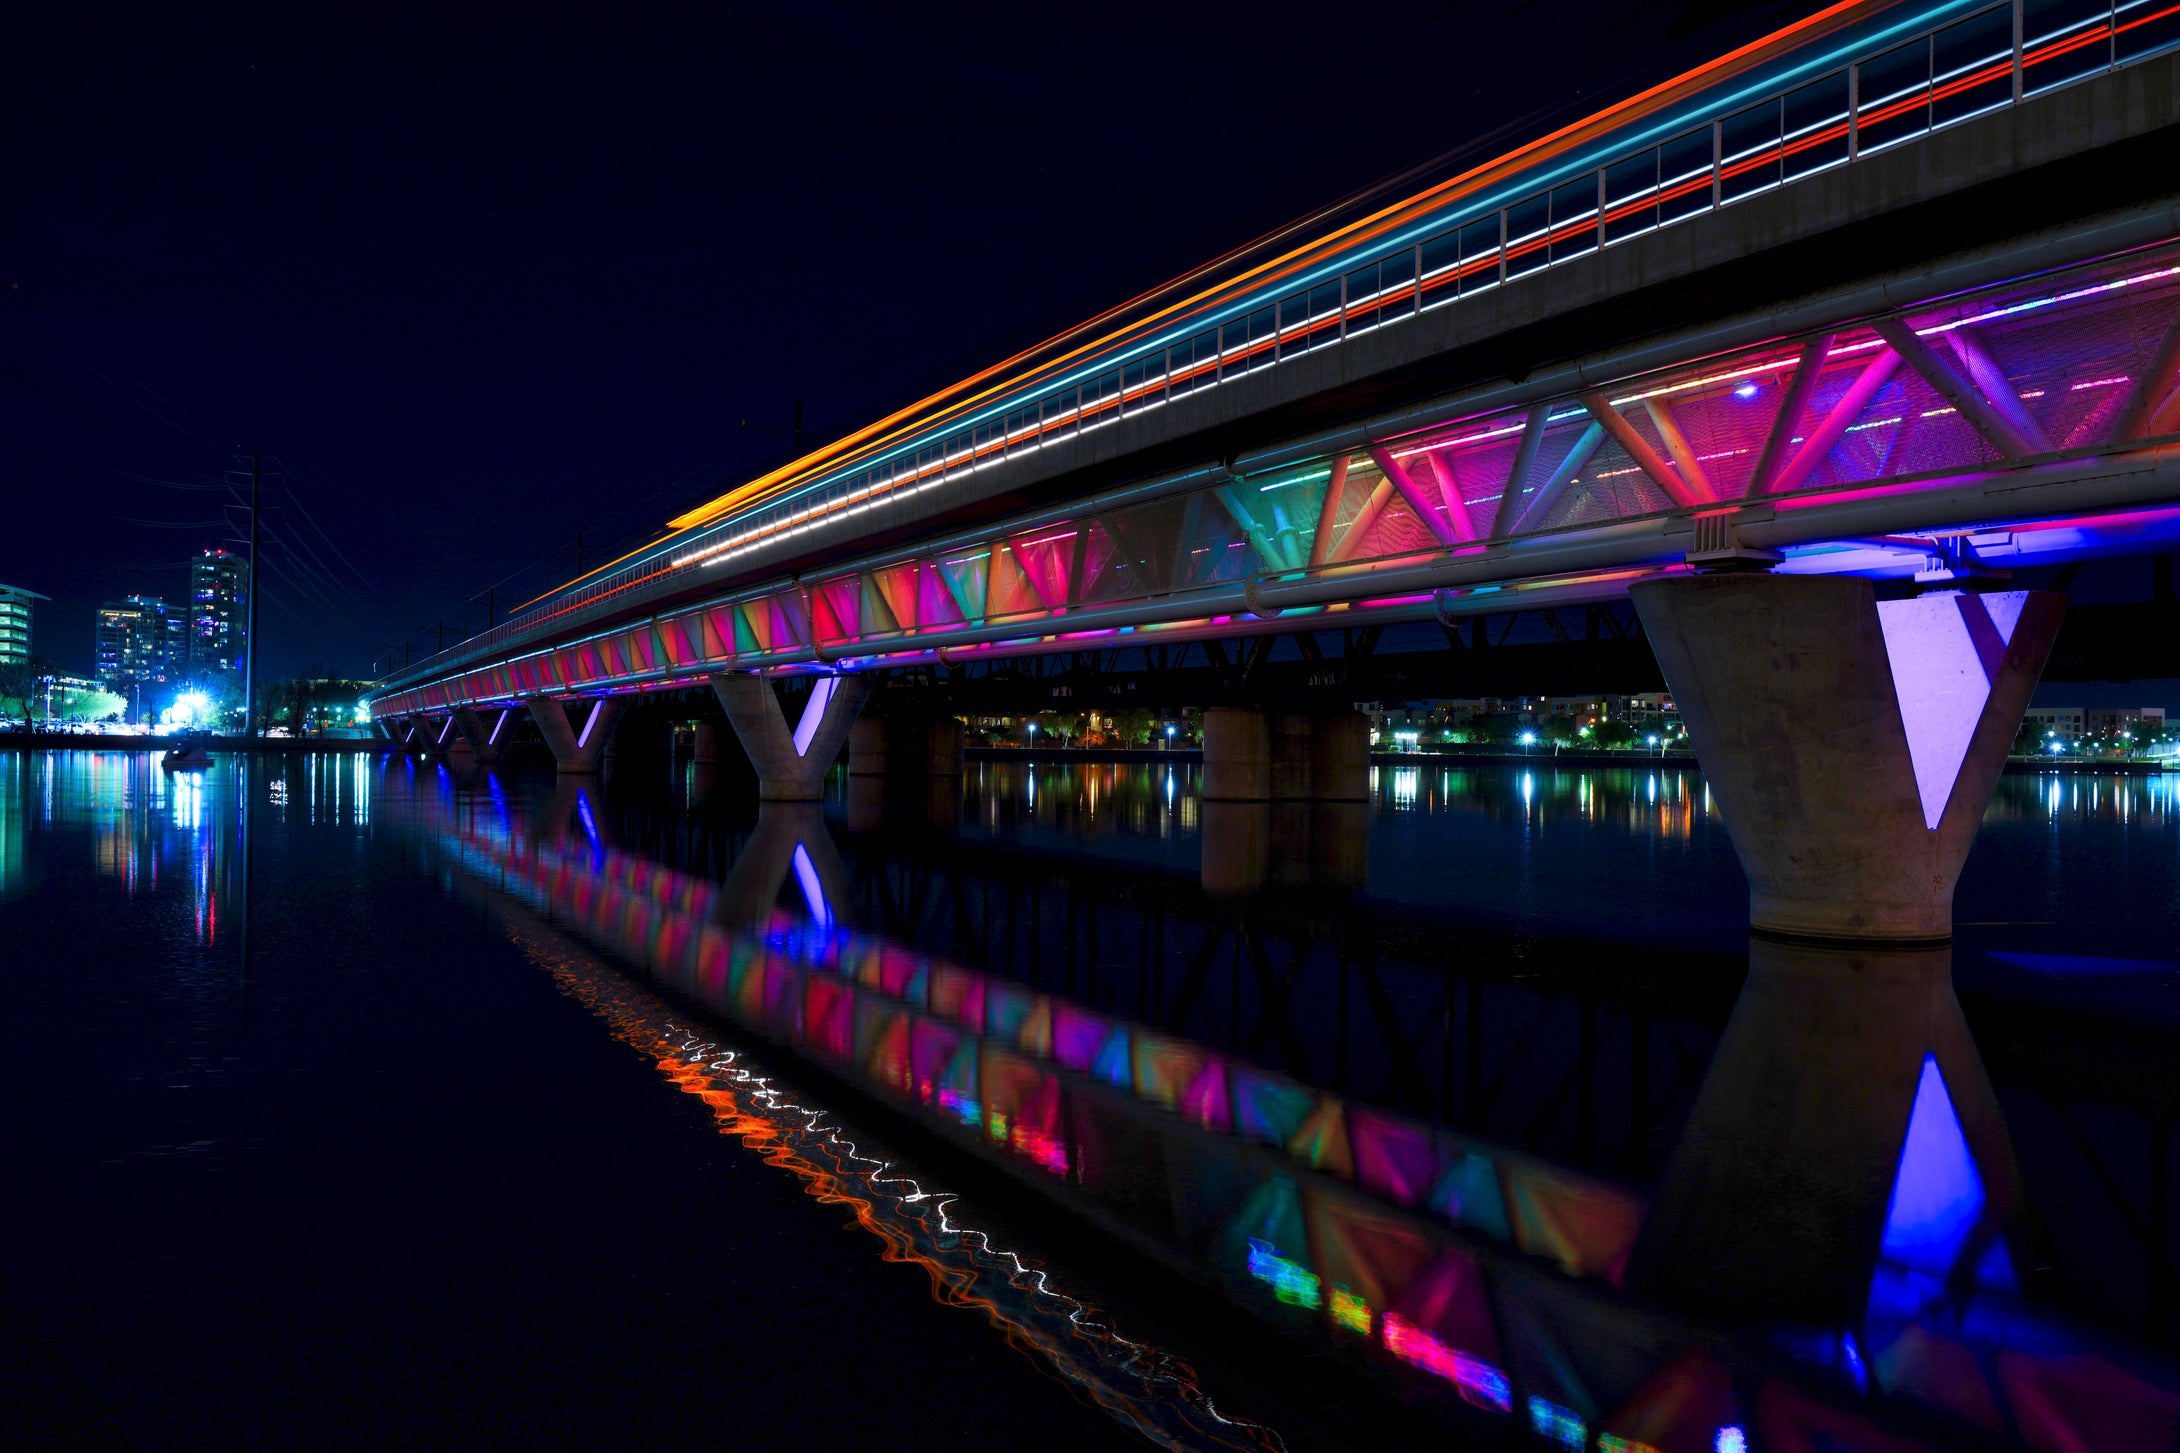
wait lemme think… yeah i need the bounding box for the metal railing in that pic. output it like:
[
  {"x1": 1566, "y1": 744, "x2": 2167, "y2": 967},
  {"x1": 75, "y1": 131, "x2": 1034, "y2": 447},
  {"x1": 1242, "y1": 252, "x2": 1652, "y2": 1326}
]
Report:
[{"x1": 384, "y1": 0, "x2": 2179, "y2": 695}]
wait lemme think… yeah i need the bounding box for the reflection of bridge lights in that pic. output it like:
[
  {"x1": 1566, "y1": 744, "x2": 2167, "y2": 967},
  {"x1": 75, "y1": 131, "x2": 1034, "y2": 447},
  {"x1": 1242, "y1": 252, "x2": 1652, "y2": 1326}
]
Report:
[
  {"x1": 1382, "y1": 1313, "x2": 1511, "y2": 1412},
  {"x1": 1529, "y1": 1397, "x2": 1586, "y2": 1449},
  {"x1": 1245, "y1": 1238, "x2": 1321, "y2": 1309}
]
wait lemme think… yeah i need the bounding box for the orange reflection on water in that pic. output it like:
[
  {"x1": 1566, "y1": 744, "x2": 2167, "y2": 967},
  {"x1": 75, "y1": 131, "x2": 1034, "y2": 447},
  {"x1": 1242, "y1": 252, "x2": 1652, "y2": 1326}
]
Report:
[{"x1": 507, "y1": 921, "x2": 1285, "y2": 1453}]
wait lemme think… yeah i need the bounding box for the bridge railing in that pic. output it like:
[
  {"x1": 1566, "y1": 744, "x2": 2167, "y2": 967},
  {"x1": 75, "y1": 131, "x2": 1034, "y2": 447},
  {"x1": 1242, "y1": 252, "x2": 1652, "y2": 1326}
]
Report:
[{"x1": 385, "y1": 0, "x2": 2179, "y2": 696}]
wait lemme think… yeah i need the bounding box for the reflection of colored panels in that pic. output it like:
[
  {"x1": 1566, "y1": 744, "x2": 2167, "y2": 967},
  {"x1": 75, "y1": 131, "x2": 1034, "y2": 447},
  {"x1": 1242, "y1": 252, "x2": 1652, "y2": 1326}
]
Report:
[
  {"x1": 989, "y1": 988, "x2": 1037, "y2": 1045},
  {"x1": 1134, "y1": 1031, "x2": 1231, "y2": 1131},
  {"x1": 1132, "y1": 1031, "x2": 1206, "y2": 1110},
  {"x1": 1068, "y1": 1088, "x2": 1178, "y2": 1241},
  {"x1": 982, "y1": 1050, "x2": 1066, "y2": 1171},
  {"x1": 1234, "y1": 1066, "x2": 1320, "y2": 1148},
  {"x1": 1755, "y1": 1381, "x2": 1926, "y2": 1453},
  {"x1": 1054, "y1": 1005, "x2": 1128, "y2": 1086},
  {"x1": 803, "y1": 975, "x2": 854, "y2": 1062},
  {"x1": 1391, "y1": 1247, "x2": 1503, "y2": 1368},
  {"x1": 852, "y1": 997, "x2": 900, "y2": 1066},
  {"x1": 877, "y1": 946, "x2": 927, "y2": 1004},
  {"x1": 1352, "y1": 1109, "x2": 1440, "y2": 1208},
  {"x1": 928, "y1": 963, "x2": 986, "y2": 1031},
  {"x1": 762, "y1": 960, "x2": 802, "y2": 1036},
  {"x1": 730, "y1": 946, "x2": 767, "y2": 1023},
  {"x1": 1223, "y1": 1175, "x2": 1322, "y2": 1321},
  {"x1": 1994, "y1": 1350, "x2": 2180, "y2": 1453},
  {"x1": 1289, "y1": 1097, "x2": 1355, "y2": 1180},
  {"x1": 1601, "y1": 1350, "x2": 1741, "y2": 1453},
  {"x1": 1428, "y1": 1149, "x2": 1512, "y2": 1241},
  {"x1": 987, "y1": 983, "x2": 1050, "y2": 1056},
  {"x1": 694, "y1": 928, "x2": 730, "y2": 999},
  {"x1": 909, "y1": 1020, "x2": 964, "y2": 1106},
  {"x1": 1307, "y1": 1189, "x2": 1437, "y2": 1321},
  {"x1": 1505, "y1": 1163, "x2": 1645, "y2": 1285}
]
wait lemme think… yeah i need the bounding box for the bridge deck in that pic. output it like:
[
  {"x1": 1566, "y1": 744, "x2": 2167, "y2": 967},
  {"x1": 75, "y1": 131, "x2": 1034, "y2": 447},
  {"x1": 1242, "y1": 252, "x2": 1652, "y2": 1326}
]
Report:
[{"x1": 372, "y1": 3, "x2": 2180, "y2": 716}]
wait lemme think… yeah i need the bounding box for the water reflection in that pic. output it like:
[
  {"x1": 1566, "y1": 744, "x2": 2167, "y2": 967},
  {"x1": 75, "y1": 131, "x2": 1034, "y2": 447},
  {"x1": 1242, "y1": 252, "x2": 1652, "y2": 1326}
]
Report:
[
  {"x1": 0, "y1": 752, "x2": 253, "y2": 939},
  {"x1": 388, "y1": 763, "x2": 2180, "y2": 1453}
]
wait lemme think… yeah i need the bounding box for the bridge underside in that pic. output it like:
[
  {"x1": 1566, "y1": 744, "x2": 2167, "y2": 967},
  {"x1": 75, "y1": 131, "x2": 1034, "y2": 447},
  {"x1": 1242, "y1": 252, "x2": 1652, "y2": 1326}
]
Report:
[{"x1": 377, "y1": 235, "x2": 2180, "y2": 719}]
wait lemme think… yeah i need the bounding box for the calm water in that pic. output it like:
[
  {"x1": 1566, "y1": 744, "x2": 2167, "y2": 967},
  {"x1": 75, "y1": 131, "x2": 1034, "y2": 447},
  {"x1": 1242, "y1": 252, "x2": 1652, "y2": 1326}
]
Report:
[{"x1": 4, "y1": 750, "x2": 2177, "y2": 1451}]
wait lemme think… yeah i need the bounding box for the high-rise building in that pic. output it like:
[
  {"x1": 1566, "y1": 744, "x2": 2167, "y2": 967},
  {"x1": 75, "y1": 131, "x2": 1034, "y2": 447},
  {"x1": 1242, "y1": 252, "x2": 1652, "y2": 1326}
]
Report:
[
  {"x1": 0, "y1": 583, "x2": 46, "y2": 665},
  {"x1": 95, "y1": 596, "x2": 180, "y2": 690},
  {"x1": 187, "y1": 549, "x2": 249, "y2": 674}
]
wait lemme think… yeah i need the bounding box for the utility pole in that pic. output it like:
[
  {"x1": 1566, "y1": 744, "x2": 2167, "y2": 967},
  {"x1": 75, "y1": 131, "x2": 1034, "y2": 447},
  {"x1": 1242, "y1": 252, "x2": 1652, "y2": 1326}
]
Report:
[{"x1": 243, "y1": 454, "x2": 262, "y2": 740}]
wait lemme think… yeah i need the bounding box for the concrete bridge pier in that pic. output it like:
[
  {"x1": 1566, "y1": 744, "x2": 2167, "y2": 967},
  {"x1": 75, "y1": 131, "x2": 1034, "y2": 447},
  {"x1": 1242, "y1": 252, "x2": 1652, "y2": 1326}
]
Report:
[
  {"x1": 717, "y1": 803, "x2": 851, "y2": 927},
  {"x1": 693, "y1": 719, "x2": 727, "y2": 767},
  {"x1": 451, "y1": 705, "x2": 511, "y2": 766},
  {"x1": 843, "y1": 713, "x2": 965, "y2": 830},
  {"x1": 846, "y1": 717, "x2": 888, "y2": 831},
  {"x1": 1627, "y1": 936, "x2": 2024, "y2": 1325},
  {"x1": 1202, "y1": 707, "x2": 1372, "y2": 894},
  {"x1": 709, "y1": 672, "x2": 869, "y2": 801},
  {"x1": 415, "y1": 713, "x2": 461, "y2": 760},
  {"x1": 527, "y1": 695, "x2": 624, "y2": 775},
  {"x1": 1631, "y1": 575, "x2": 2064, "y2": 943}
]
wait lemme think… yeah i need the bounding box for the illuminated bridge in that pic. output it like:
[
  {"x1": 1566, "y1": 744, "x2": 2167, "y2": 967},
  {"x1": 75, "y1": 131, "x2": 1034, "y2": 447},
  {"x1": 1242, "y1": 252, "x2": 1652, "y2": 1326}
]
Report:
[{"x1": 372, "y1": 0, "x2": 2180, "y2": 945}]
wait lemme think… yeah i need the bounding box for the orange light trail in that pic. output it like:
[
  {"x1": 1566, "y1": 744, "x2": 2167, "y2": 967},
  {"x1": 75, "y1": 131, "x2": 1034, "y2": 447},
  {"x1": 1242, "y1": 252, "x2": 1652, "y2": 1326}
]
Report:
[{"x1": 655, "y1": 0, "x2": 1891, "y2": 536}]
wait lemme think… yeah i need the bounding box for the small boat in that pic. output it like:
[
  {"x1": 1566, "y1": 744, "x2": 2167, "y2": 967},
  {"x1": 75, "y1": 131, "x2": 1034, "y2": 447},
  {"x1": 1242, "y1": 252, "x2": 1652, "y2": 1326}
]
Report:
[{"x1": 162, "y1": 733, "x2": 214, "y2": 771}]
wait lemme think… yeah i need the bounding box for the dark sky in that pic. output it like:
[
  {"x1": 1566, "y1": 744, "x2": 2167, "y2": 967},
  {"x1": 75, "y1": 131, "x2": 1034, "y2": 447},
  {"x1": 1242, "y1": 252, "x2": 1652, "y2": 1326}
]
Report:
[{"x1": 2, "y1": 1, "x2": 1803, "y2": 681}]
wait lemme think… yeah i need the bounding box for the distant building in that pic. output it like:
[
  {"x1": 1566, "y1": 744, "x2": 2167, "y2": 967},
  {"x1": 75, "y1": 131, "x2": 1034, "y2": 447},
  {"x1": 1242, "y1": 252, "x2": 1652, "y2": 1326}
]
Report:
[
  {"x1": 187, "y1": 549, "x2": 249, "y2": 674},
  {"x1": 2023, "y1": 707, "x2": 2086, "y2": 738},
  {"x1": 2088, "y1": 706, "x2": 2167, "y2": 735},
  {"x1": 95, "y1": 596, "x2": 181, "y2": 691},
  {"x1": 0, "y1": 583, "x2": 46, "y2": 665}
]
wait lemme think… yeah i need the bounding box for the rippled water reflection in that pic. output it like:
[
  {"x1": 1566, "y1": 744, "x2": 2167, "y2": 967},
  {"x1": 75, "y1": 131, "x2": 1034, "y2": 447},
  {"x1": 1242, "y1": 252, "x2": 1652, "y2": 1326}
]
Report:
[{"x1": 6, "y1": 749, "x2": 2178, "y2": 1452}]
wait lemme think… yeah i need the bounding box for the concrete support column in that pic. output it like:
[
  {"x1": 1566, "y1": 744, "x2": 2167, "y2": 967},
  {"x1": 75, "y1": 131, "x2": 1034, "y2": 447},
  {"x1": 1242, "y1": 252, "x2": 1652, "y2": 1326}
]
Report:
[
  {"x1": 847, "y1": 717, "x2": 889, "y2": 779},
  {"x1": 418, "y1": 714, "x2": 458, "y2": 759},
  {"x1": 925, "y1": 716, "x2": 964, "y2": 778},
  {"x1": 526, "y1": 695, "x2": 623, "y2": 776},
  {"x1": 451, "y1": 705, "x2": 502, "y2": 765},
  {"x1": 693, "y1": 719, "x2": 726, "y2": 767},
  {"x1": 1269, "y1": 714, "x2": 1315, "y2": 800},
  {"x1": 718, "y1": 803, "x2": 851, "y2": 927},
  {"x1": 1310, "y1": 710, "x2": 1372, "y2": 802},
  {"x1": 1201, "y1": 707, "x2": 1271, "y2": 802},
  {"x1": 710, "y1": 673, "x2": 870, "y2": 801},
  {"x1": 1632, "y1": 575, "x2": 2063, "y2": 942},
  {"x1": 1629, "y1": 937, "x2": 2022, "y2": 1324},
  {"x1": 1201, "y1": 803, "x2": 1270, "y2": 895}
]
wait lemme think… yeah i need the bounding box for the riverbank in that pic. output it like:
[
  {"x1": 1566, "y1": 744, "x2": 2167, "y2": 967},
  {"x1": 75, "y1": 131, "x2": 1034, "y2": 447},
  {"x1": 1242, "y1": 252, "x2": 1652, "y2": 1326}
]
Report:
[
  {"x1": 0, "y1": 732, "x2": 387, "y2": 754},
  {"x1": 967, "y1": 744, "x2": 2169, "y2": 774}
]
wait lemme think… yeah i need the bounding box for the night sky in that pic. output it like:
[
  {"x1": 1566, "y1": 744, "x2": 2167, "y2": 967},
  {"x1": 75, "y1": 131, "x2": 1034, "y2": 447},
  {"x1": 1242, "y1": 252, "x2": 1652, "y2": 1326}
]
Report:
[{"x1": 4, "y1": 2, "x2": 1809, "y2": 681}]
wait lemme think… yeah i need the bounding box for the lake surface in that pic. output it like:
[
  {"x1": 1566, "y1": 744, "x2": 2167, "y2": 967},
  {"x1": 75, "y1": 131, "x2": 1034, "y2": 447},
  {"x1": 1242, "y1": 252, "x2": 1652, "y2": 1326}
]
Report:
[{"x1": 4, "y1": 750, "x2": 2176, "y2": 1451}]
